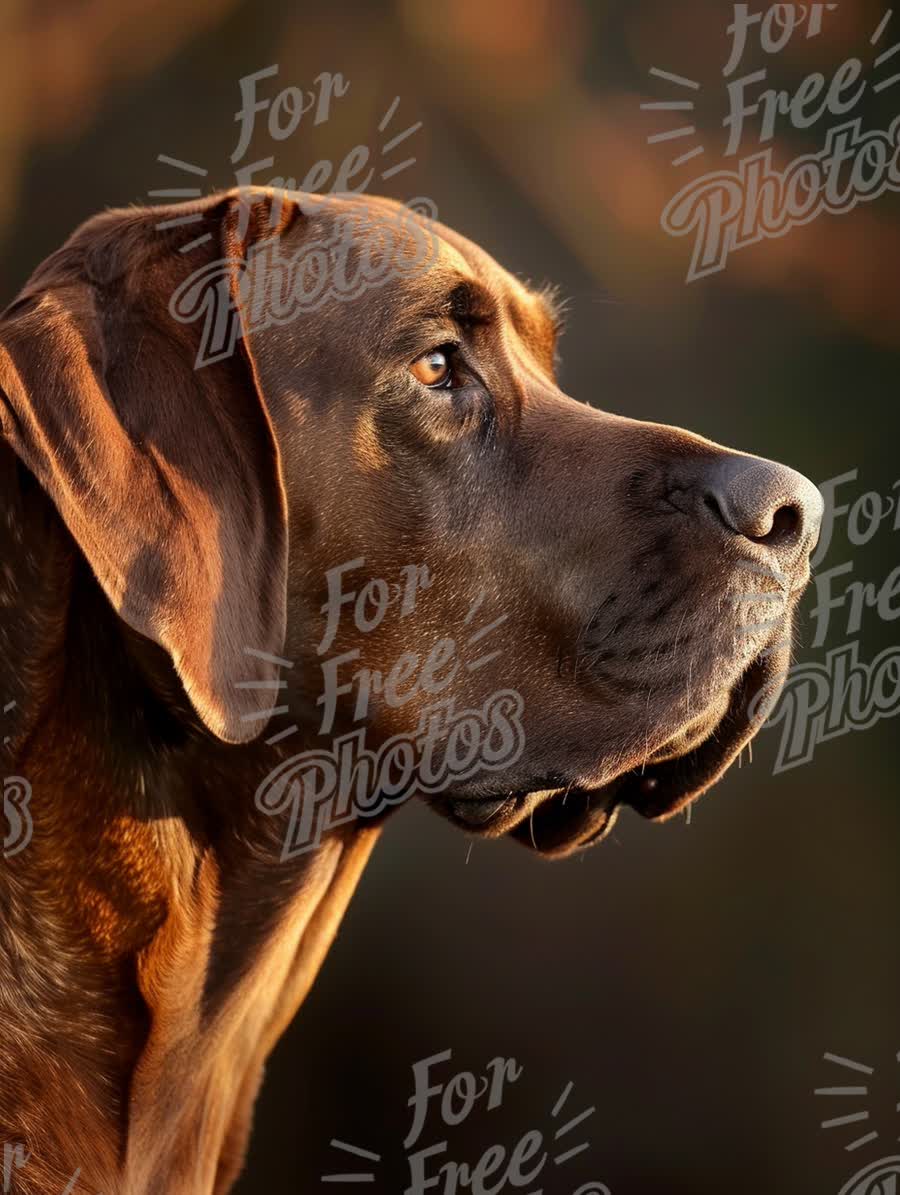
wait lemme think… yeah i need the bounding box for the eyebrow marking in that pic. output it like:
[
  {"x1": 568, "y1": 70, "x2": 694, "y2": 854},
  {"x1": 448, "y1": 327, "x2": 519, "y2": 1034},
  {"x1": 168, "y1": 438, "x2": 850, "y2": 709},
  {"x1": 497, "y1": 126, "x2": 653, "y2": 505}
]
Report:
[{"x1": 445, "y1": 280, "x2": 494, "y2": 325}]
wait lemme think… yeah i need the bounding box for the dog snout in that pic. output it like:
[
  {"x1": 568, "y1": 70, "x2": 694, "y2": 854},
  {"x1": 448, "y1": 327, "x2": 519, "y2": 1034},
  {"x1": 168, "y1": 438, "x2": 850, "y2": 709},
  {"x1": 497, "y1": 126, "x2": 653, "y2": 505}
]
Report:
[{"x1": 698, "y1": 456, "x2": 823, "y2": 557}]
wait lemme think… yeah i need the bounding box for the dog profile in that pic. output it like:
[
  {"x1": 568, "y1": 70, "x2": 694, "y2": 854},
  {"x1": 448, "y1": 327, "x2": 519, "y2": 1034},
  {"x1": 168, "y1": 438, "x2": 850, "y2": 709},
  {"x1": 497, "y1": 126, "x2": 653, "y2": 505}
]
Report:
[{"x1": 0, "y1": 188, "x2": 822, "y2": 1193}]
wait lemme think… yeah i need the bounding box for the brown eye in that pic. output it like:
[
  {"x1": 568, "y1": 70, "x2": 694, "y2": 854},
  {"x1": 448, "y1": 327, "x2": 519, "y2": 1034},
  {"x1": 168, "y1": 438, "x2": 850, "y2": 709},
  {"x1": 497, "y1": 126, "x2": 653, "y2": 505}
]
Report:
[{"x1": 410, "y1": 347, "x2": 454, "y2": 389}]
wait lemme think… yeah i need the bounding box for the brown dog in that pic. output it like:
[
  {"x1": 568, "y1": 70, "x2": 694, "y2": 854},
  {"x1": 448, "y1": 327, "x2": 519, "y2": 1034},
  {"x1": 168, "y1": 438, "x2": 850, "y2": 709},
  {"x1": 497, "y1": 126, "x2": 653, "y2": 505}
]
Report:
[{"x1": 0, "y1": 189, "x2": 821, "y2": 1194}]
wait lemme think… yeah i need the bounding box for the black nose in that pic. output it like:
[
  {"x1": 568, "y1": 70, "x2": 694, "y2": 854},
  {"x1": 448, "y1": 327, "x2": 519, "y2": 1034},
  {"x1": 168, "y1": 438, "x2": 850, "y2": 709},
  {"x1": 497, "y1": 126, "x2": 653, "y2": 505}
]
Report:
[{"x1": 701, "y1": 456, "x2": 823, "y2": 554}]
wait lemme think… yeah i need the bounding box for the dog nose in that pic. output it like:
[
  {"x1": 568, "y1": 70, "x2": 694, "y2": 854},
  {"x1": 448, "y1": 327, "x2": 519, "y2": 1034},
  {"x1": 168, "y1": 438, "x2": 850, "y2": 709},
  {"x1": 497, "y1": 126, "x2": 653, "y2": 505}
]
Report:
[{"x1": 702, "y1": 456, "x2": 823, "y2": 554}]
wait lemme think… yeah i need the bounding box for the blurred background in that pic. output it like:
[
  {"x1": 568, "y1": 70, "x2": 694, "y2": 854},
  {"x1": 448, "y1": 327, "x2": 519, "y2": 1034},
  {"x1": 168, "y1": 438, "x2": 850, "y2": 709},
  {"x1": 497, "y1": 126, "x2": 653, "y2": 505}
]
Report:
[{"x1": 2, "y1": 1, "x2": 899, "y2": 1192}]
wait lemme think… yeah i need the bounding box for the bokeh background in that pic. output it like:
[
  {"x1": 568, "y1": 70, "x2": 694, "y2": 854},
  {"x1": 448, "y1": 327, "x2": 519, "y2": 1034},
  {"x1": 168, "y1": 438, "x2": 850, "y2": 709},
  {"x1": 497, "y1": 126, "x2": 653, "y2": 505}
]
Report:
[{"x1": 2, "y1": 1, "x2": 899, "y2": 1192}]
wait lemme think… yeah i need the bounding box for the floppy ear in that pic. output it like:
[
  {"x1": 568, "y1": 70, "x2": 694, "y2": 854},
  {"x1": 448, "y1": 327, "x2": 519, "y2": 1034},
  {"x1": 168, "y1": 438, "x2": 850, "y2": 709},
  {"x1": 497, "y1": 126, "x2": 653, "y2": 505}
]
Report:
[{"x1": 0, "y1": 190, "x2": 300, "y2": 743}]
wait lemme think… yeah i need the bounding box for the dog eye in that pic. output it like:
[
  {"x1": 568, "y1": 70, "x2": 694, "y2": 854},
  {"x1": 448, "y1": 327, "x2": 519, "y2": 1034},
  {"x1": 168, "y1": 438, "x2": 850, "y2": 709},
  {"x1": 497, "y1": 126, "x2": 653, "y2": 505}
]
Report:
[{"x1": 410, "y1": 346, "x2": 457, "y2": 390}]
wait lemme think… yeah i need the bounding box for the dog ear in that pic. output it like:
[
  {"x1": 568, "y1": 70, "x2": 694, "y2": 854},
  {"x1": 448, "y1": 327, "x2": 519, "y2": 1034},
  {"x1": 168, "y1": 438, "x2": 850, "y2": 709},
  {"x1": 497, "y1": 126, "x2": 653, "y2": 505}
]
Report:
[{"x1": 0, "y1": 190, "x2": 301, "y2": 743}]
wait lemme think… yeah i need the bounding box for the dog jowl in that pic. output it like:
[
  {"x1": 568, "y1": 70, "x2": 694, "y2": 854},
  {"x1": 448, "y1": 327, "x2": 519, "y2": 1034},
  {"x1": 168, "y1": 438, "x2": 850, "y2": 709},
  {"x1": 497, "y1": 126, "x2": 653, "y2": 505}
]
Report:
[{"x1": 0, "y1": 188, "x2": 821, "y2": 1193}]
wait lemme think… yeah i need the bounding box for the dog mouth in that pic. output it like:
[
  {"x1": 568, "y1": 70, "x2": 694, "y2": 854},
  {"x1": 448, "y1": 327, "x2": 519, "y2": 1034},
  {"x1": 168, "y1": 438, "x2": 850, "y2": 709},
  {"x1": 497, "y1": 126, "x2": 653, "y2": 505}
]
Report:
[{"x1": 445, "y1": 648, "x2": 785, "y2": 859}]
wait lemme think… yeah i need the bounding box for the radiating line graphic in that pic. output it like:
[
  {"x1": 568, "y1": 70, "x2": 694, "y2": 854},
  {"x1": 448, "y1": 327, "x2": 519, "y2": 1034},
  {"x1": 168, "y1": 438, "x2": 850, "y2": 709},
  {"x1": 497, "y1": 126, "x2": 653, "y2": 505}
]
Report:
[
  {"x1": 265, "y1": 723, "x2": 301, "y2": 746},
  {"x1": 816, "y1": 1053, "x2": 883, "y2": 1152},
  {"x1": 640, "y1": 101, "x2": 694, "y2": 112},
  {"x1": 147, "y1": 188, "x2": 203, "y2": 199},
  {"x1": 647, "y1": 126, "x2": 697, "y2": 144},
  {"x1": 464, "y1": 591, "x2": 487, "y2": 625},
  {"x1": 156, "y1": 154, "x2": 209, "y2": 176},
  {"x1": 321, "y1": 1137, "x2": 381, "y2": 1184},
  {"x1": 550, "y1": 1080, "x2": 595, "y2": 1167},
  {"x1": 872, "y1": 9, "x2": 894, "y2": 44},
  {"x1": 649, "y1": 67, "x2": 701, "y2": 90},
  {"x1": 245, "y1": 648, "x2": 295, "y2": 669},
  {"x1": 155, "y1": 213, "x2": 205, "y2": 231},
  {"x1": 384, "y1": 121, "x2": 423, "y2": 154},
  {"x1": 873, "y1": 70, "x2": 900, "y2": 92},
  {"x1": 467, "y1": 615, "x2": 508, "y2": 645},
  {"x1": 672, "y1": 145, "x2": 705, "y2": 167},
  {"x1": 2, "y1": 700, "x2": 15, "y2": 747},
  {"x1": 240, "y1": 705, "x2": 289, "y2": 722},
  {"x1": 644, "y1": 68, "x2": 705, "y2": 165},
  {"x1": 378, "y1": 96, "x2": 401, "y2": 132},
  {"x1": 824, "y1": 1054, "x2": 875, "y2": 1076}
]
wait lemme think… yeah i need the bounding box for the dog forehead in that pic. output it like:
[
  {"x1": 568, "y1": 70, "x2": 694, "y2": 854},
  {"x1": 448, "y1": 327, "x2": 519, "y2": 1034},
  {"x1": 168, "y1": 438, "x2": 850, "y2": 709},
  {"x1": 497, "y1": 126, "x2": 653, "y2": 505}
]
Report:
[{"x1": 290, "y1": 192, "x2": 543, "y2": 323}]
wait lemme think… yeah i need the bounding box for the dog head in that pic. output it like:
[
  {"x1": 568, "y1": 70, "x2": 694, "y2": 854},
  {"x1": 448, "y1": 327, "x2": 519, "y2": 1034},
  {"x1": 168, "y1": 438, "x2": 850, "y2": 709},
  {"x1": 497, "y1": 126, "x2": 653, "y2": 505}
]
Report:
[{"x1": 0, "y1": 188, "x2": 822, "y2": 856}]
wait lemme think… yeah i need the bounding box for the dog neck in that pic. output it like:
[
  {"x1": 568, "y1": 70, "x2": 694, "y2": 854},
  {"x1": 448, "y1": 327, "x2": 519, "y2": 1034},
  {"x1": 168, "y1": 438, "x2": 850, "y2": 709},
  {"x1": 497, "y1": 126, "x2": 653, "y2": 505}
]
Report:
[{"x1": 0, "y1": 442, "x2": 381, "y2": 1194}]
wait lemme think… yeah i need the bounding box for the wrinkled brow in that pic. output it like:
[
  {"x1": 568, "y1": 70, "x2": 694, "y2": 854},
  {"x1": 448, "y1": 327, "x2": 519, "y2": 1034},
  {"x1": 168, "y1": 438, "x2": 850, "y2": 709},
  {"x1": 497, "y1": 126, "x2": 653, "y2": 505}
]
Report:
[
  {"x1": 423, "y1": 279, "x2": 496, "y2": 327},
  {"x1": 384, "y1": 279, "x2": 496, "y2": 357}
]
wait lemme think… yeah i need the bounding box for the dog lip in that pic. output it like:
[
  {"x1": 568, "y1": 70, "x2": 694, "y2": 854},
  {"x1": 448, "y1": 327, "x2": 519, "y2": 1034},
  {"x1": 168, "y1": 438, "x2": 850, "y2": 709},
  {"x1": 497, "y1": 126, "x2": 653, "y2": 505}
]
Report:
[
  {"x1": 620, "y1": 649, "x2": 783, "y2": 821},
  {"x1": 450, "y1": 797, "x2": 515, "y2": 827},
  {"x1": 507, "y1": 784, "x2": 624, "y2": 857}
]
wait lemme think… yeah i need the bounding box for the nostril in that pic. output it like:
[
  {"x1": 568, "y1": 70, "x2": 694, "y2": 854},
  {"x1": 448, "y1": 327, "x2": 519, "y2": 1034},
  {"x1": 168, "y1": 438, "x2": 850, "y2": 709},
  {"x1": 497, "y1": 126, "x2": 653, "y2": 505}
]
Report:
[
  {"x1": 703, "y1": 491, "x2": 728, "y2": 528},
  {"x1": 694, "y1": 457, "x2": 822, "y2": 557},
  {"x1": 747, "y1": 503, "x2": 802, "y2": 548},
  {"x1": 701, "y1": 486, "x2": 804, "y2": 548}
]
